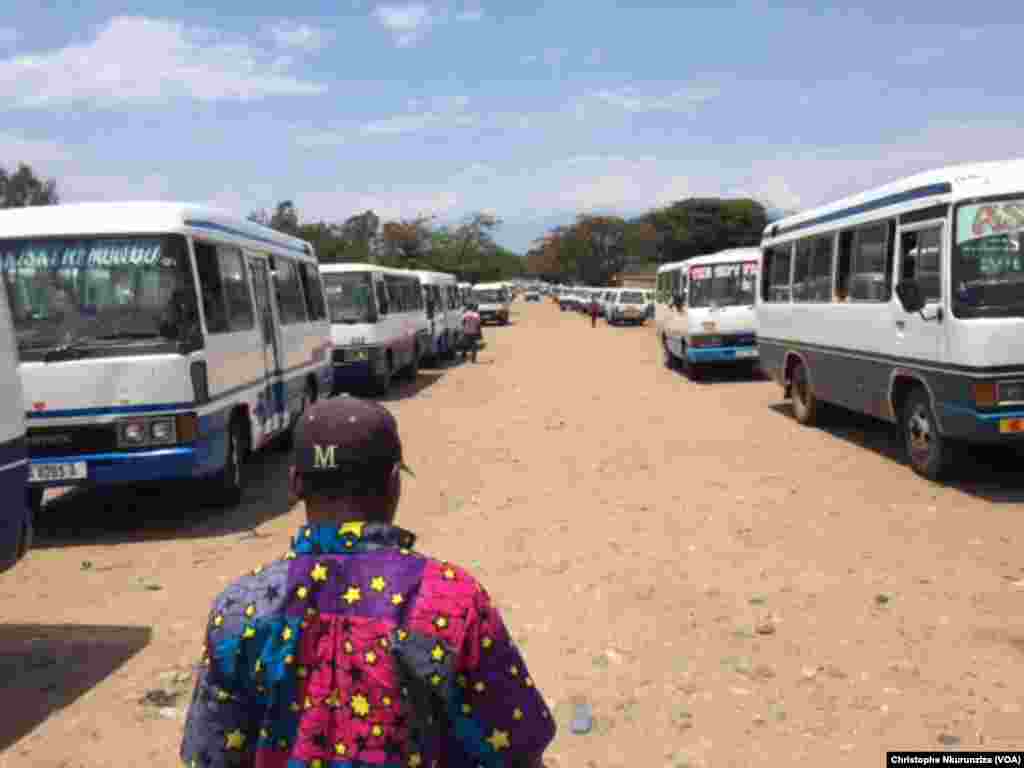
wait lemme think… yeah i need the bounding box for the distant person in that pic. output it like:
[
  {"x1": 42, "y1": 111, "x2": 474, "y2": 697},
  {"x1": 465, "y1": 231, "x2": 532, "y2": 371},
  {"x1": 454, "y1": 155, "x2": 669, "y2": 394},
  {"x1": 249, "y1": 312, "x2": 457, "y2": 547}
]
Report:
[
  {"x1": 589, "y1": 296, "x2": 599, "y2": 327},
  {"x1": 181, "y1": 396, "x2": 555, "y2": 768},
  {"x1": 461, "y1": 302, "x2": 482, "y2": 363}
]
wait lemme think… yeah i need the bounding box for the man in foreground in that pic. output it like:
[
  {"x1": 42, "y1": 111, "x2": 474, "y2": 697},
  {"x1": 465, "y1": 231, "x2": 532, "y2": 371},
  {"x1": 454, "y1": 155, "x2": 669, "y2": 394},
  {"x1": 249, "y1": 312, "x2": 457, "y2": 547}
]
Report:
[{"x1": 181, "y1": 396, "x2": 555, "y2": 768}]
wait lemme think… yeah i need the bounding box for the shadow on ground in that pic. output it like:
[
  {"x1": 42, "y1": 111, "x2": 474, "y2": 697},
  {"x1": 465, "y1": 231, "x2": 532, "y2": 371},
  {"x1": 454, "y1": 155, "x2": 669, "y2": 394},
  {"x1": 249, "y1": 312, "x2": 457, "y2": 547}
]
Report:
[
  {"x1": 0, "y1": 623, "x2": 151, "y2": 751},
  {"x1": 32, "y1": 442, "x2": 296, "y2": 548},
  {"x1": 768, "y1": 401, "x2": 1024, "y2": 502}
]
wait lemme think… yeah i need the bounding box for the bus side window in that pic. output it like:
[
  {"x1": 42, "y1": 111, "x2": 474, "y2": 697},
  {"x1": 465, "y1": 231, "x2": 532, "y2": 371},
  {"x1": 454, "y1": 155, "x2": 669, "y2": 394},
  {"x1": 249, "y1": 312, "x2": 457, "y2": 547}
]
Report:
[
  {"x1": 274, "y1": 259, "x2": 308, "y2": 324},
  {"x1": 900, "y1": 226, "x2": 942, "y2": 303},
  {"x1": 298, "y1": 263, "x2": 327, "y2": 321},
  {"x1": 376, "y1": 278, "x2": 390, "y2": 316},
  {"x1": 836, "y1": 231, "x2": 854, "y2": 301},
  {"x1": 217, "y1": 246, "x2": 254, "y2": 331},
  {"x1": 193, "y1": 241, "x2": 229, "y2": 334},
  {"x1": 849, "y1": 221, "x2": 892, "y2": 302}
]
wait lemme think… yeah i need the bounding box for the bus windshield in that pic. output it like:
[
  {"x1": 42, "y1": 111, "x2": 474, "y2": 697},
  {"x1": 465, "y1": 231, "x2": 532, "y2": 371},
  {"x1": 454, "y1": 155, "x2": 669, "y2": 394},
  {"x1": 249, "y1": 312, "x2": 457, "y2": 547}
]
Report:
[
  {"x1": 322, "y1": 272, "x2": 376, "y2": 324},
  {"x1": 688, "y1": 262, "x2": 757, "y2": 308},
  {"x1": 954, "y1": 199, "x2": 1024, "y2": 318},
  {"x1": 472, "y1": 289, "x2": 506, "y2": 304},
  {"x1": 619, "y1": 291, "x2": 645, "y2": 304},
  {"x1": 0, "y1": 235, "x2": 198, "y2": 353}
]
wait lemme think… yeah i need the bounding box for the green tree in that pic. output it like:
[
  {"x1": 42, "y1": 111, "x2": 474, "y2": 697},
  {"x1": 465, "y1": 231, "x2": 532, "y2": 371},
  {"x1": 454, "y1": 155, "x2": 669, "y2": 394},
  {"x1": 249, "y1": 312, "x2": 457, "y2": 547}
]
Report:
[{"x1": 1, "y1": 163, "x2": 59, "y2": 208}]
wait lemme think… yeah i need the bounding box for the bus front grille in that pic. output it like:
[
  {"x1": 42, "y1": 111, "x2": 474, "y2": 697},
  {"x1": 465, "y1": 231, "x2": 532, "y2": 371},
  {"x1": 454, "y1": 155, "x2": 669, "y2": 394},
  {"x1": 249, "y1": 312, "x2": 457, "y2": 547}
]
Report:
[{"x1": 26, "y1": 425, "x2": 118, "y2": 457}]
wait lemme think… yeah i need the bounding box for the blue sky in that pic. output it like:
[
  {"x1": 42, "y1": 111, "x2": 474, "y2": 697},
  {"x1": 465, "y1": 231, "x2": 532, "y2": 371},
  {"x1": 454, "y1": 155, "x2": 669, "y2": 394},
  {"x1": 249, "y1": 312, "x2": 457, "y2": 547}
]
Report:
[{"x1": 1, "y1": 2, "x2": 1022, "y2": 253}]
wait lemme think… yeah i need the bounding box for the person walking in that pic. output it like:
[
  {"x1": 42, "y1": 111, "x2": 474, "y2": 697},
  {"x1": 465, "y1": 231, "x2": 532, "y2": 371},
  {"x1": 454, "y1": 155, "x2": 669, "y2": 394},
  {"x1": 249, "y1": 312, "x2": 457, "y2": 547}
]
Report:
[
  {"x1": 181, "y1": 396, "x2": 555, "y2": 768},
  {"x1": 589, "y1": 295, "x2": 599, "y2": 328},
  {"x1": 461, "y1": 302, "x2": 482, "y2": 363}
]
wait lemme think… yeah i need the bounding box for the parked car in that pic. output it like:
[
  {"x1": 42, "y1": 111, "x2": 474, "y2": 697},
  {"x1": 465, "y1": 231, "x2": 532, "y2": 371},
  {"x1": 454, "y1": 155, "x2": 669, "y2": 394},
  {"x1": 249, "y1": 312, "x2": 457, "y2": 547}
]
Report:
[
  {"x1": 524, "y1": 290, "x2": 541, "y2": 302},
  {"x1": 608, "y1": 289, "x2": 648, "y2": 325}
]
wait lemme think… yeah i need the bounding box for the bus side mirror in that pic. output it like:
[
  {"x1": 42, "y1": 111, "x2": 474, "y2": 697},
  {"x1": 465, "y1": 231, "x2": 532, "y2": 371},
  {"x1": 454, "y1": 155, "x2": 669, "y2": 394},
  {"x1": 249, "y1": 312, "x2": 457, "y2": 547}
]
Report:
[{"x1": 896, "y1": 280, "x2": 925, "y2": 313}]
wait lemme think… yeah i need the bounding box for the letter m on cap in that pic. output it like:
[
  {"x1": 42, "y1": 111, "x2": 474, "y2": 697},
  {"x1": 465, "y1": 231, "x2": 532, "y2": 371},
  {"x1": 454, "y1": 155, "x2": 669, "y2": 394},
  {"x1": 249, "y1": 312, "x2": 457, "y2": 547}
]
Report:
[{"x1": 313, "y1": 444, "x2": 337, "y2": 469}]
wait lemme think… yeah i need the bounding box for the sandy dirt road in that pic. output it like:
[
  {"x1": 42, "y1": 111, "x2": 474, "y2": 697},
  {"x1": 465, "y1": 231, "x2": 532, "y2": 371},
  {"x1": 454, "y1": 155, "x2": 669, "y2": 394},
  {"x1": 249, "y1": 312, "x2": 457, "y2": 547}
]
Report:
[{"x1": 1, "y1": 299, "x2": 1023, "y2": 768}]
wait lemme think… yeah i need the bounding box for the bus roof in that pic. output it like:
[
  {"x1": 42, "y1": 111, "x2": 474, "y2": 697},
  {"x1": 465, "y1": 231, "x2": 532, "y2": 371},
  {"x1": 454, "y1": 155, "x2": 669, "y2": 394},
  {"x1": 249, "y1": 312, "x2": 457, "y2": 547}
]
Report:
[
  {"x1": 318, "y1": 262, "x2": 420, "y2": 280},
  {"x1": 0, "y1": 201, "x2": 316, "y2": 259},
  {"x1": 657, "y1": 260, "x2": 687, "y2": 274},
  {"x1": 411, "y1": 269, "x2": 457, "y2": 283},
  {"x1": 472, "y1": 282, "x2": 508, "y2": 290},
  {"x1": 684, "y1": 247, "x2": 761, "y2": 268},
  {"x1": 762, "y1": 157, "x2": 1024, "y2": 242}
]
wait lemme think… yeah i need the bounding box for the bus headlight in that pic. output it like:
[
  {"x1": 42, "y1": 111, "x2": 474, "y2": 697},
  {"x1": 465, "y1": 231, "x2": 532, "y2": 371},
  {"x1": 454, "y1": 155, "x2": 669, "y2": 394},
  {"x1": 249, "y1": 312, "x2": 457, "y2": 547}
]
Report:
[
  {"x1": 150, "y1": 418, "x2": 176, "y2": 443},
  {"x1": 121, "y1": 421, "x2": 147, "y2": 444}
]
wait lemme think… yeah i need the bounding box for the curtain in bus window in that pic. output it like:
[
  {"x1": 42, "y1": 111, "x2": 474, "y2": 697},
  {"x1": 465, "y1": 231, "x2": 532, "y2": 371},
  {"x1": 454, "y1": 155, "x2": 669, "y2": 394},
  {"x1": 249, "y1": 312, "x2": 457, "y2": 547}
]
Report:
[
  {"x1": 769, "y1": 246, "x2": 791, "y2": 302},
  {"x1": 792, "y1": 240, "x2": 812, "y2": 302},
  {"x1": 218, "y1": 246, "x2": 254, "y2": 331},
  {"x1": 275, "y1": 259, "x2": 308, "y2": 324},
  {"x1": 851, "y1": 223, "x2": 891, "y2": 301}
]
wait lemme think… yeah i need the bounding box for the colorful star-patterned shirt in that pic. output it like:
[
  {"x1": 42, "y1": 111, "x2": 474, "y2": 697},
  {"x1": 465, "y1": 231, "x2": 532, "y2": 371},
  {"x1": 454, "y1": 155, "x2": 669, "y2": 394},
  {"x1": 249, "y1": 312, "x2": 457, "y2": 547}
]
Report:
[{"x1": 181, "y1": 523, "x2": 556, "y2": 768}]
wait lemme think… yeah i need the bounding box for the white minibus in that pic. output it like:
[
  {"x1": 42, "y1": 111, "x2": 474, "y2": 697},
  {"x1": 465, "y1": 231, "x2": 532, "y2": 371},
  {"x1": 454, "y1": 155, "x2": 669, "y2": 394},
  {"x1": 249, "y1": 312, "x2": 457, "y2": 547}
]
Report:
[
  {"x1": 0, "y1": 275, "x2": 30, "y2": 571},
  {"x1": 320, "y1": 264, "x2": 430, "y2": 394},
  {"x1": 657, "y1": 249, "x2": 760, "y2": 378},
  {"x1": 0, "y1": 202, "x2": 333, "y2": 511},
  {"x1": 414, "y1": 270, "x2": 461, "y2": 364},
  {"x1": 758, "y1": 158, "x2": 1024, "y2": 479},
  {"x1": 607, "y1": 288, "x2": 648, "y2": 325},
  {"x1": 471, "y1": 282, "x2": 511, "y2": 325}
]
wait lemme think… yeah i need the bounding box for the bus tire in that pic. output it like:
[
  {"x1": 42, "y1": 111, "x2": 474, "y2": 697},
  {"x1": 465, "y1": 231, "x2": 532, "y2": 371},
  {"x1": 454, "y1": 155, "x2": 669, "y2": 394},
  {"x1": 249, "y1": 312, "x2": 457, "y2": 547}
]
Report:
[
  {"x1": 790, "y1": 360, "x2": 818, "y2": 426},
  {"x1": 211, "y1": 415, "x2": 246, "y2": 507},
  {"x1": 903, "y1": 388, "x2": 951, "y2": 481},
  {"x1": 27, "y1": 487, "x2": 44, "y2": 516}
]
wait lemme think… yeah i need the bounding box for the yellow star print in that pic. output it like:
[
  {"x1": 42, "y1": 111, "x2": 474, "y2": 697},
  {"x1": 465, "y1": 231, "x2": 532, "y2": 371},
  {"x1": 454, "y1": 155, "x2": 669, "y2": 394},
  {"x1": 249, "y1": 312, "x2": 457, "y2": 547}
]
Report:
[
  {"x1": 486, "y1": 729, "x2": 510, "y2": 751},
  {"x1": 474, "y1": 681, "x2": 486, "y2": 693},
  {"x1": 379, "y1": 637, "x2": 390, "y2": 648},
  {"x1": 442, "y1": 566, "x2": 456, "y2": 580},
  {"x1": 216, "y1": 689, "x2": 231, "y2": 702},
  {"x1": 305, "y1": 606, "x2": 317, "y2": 617},
  {"x1": 397, "y1": 629, "x2": 408, "y2": 641},
  {"x1": 254, "y1": 659, "x2": 263, "y2": 673},
  {"x1": 225, "y1": 730, "x2": 246, "y2": 750},
  {"x1": 280, "y1": 626, "x2": 293, "y2": 642},
  {"x1": 513, "y1": 707, "x2": 524, "y2": 721},
  {"x1": 342, "y1": 586, "x2": 362, "y2": 605},
  {"x1": 400, "y1": 548, "x2": 412, "y2": 556},
  {"x1": 284, "y1": 551, "x2": 296, "y2": 560},
  {"x1": 252, "y1": 565, "x2": 264, "y2": 575},
  {"x1": 340, "y1": 521, "x2": 364, "y2": 537},
  {"x1": 434, "y1": 616, "x2": 448, "y2": 629},
  {"x1": 344, "y1": 640, "x2": 354, "y2": 653},
  {"x1": 382, "y1": 695, "x2": 392, "y2": 706},
  {"x1": 334, "y1": 742, "x2": 348, "y2": 756},
  {"x1": 325, "y1": 690, "x2": 341, "y2": 708},
  {"x1": 462, "y1": 703, "x2": 472, "y2": 715},
  {"x1": 431, "y1": 644, "x2": 445, "y2": 662},
  {"x1": 311, "y1": 760, "x2": 323, "y2": 768},
  {"x1": 259, "y1": 727, "x2": 270, "y2": 740},
  {"x1": 311, "y1": 563, "x2": 328, "y2": 582},
  {"x1": 351, "y1": 693, "x2": 371, "y2": 717},
  {"x1": 242, "y1": 626, "x2": 256, "y2": 639},
  {"x1": 278, "y1": 738, "x2": 289, "y2": 749},
  {"x1": 365, "y1": 650, "x2": 378, "y2": 665},
  {"x1": 297, "y1": 666, "x2": 308, "y2": 679},
  {"x1": 456, "y1": 674, "x2": 467, "y2": 687},
  {"x1": 430, "y1": 673, "x2": 443, "y2": 686},
  {"x1": 370, "y1": 576, "x2": 387, "y2": 592},
  {"x1": 481, "y1": 636, "x2": 493, "y2": 649},
  {"x1": 213, "y1": 614, "x2": 224, "y2": 627},
  {"x1": 296, "y1": 585, "x2": 309, "y2": 600},
  {"x1": 304, "y1": 695, "x2": 313, "y2": 710},
  {"x1": 284, "y1": 654, "x2": 294, "y2": 665},
  {"x1": 245, "y1": 604, "x2": 256, "y2": 618},
  {"x1": 509, "y1": 665, "x2": 519, "y2": 677},
  {"x1": 408, "y1": 754, "x2": 423, "y2": 768},
  {"x1": 371, "y1": 724, "x2": 384, "y2": 737},
  {"x1": 391, "y1": 593, "x2": 404, "y2": 606},
  {"x1": 289, "y1": 701, "x2": 300, "y2": 713}
]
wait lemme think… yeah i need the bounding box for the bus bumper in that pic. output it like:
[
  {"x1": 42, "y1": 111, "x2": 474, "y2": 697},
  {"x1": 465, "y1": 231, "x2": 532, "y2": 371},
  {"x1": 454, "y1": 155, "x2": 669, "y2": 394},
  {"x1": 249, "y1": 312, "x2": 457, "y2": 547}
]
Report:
[
  {"x1": 24, "y1": 442, "x2": 225, "y2": 490},
  {"x1": 686, "y1": 346, "x2": 759, "y2": 364},
  {"x1": 935, "y1": 403, "x2": 1024, "y2": 444}
]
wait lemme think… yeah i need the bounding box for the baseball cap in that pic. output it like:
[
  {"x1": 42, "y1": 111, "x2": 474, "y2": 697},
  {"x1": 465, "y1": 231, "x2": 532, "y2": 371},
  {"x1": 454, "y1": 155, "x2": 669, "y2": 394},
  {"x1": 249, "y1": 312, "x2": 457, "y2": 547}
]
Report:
[{"x1": 294, "y1": 395, "x2": 414, "y2": 478}]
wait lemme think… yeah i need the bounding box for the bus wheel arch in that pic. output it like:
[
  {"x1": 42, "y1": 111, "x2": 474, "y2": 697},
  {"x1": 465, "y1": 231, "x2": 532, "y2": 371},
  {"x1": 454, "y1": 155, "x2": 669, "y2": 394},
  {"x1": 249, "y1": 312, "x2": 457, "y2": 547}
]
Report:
[
  {"x1": 786, "y1": 353, "x2": 819, "y2": 426},
  {"x1": 212, "y1": 406, "x2": 250, "y2": 506},
  {"x1": 892, "y1": 377, "x2": 951, "y2": 481}
]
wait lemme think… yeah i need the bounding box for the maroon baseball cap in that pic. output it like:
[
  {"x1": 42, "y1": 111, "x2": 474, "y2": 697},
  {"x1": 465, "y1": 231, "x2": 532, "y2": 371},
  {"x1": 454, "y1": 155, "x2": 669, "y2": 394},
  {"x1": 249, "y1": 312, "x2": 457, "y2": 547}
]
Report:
[{"x1": 293, "y1": 395, "x2": 413, "y2": 477}]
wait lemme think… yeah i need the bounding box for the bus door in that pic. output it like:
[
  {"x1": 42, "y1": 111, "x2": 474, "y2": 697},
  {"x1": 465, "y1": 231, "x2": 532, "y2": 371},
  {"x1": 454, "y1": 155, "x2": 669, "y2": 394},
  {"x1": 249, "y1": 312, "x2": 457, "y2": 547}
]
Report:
[
  {"x1": 247, "y1": 255, "x2": 285, "y2": 439},
  {"x1": 893, "y1": 220, "x2": 946, "y2": 363}
]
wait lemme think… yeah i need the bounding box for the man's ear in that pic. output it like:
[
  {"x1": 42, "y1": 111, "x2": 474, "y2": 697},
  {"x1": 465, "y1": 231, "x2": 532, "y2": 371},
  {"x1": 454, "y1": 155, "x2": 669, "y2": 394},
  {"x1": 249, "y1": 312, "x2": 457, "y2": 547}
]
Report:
[{"x1": 289, "y1": 467, "x2": 303, "y2": 505}]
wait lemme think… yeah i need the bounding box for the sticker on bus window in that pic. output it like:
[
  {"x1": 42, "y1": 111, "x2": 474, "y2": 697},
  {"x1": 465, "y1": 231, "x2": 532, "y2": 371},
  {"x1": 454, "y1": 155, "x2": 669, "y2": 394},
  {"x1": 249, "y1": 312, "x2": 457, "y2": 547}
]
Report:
[
  {"x1": 742, "y1": 262, "x2": 758, "y2": 275},
  {"x1": 690, "y1": 266, "x2": 710, "y2": 280},
  {"x1": 957, "y1": 200, "x2": 1024, "y2": 243}
]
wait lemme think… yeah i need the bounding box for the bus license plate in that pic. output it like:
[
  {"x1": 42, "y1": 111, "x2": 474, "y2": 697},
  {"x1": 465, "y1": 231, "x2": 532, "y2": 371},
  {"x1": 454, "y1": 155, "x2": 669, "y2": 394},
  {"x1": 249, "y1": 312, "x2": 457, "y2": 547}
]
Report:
[
  {"x1": 29, "y1": 461, "x2": 88, "y2": 484},
  {"x1": 735, "y1": 348, "x2": 758, "y2": 358},
  {"x1": 999, "y1": 418, "x2": 1024, "y2": 434}
]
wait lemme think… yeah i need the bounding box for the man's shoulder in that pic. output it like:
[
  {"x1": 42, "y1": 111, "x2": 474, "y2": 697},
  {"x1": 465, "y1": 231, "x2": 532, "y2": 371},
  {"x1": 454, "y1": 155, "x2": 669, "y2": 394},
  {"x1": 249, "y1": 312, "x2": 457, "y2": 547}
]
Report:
[
  {"x1": 205, "y1": 558, "x2": 292, "y2": 638},
  {"x1": 414, "y1": 555, "x2": 489, "y2": 600}
]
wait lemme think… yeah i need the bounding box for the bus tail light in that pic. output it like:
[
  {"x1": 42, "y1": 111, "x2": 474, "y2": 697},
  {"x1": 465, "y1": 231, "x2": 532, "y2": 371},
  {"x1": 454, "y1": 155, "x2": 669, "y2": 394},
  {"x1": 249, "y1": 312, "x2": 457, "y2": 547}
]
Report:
[{"x1": 973, "y1": 382, "x2": 998, "y2": 408}]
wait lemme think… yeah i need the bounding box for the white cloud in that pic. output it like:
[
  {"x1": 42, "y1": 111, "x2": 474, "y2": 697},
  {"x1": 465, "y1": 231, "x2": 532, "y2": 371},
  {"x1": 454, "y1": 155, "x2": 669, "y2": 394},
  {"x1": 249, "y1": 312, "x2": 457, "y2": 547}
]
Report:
[
  {"x1": 373, "y1": 3, "x2": 434, "y2": 47},
  {"x1": 295, "y1": 95, "x2": 478, "y2": 145},
  {"x1": 265, "y1": 21, "x2": 334, "y2": 52},
  {"x1": 0, "y1": 27, "x2": 17, "y2": 45},
  {"x1": 592, "y1": 84, "x2": 720, "y2": 114},
  {"x1": 0, "y1": 16, "x2": 326, "y2": 109}
]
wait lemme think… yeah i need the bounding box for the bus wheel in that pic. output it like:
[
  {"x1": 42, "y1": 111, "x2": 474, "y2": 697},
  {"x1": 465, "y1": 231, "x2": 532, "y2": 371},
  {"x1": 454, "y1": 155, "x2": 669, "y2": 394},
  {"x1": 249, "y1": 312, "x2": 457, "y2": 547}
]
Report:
[
  {"x1": 903, "y1": 389, "x2": 951, "y2": 481},
  {"x1": 790, "y1": 360, "x2": 818, "y2": 426},
  {"x1": 403, "y1": 346, "x2": 420, "y2": 381},
  {"x1": 212, "y1": 416, "x2": 246, "y2": 507}
]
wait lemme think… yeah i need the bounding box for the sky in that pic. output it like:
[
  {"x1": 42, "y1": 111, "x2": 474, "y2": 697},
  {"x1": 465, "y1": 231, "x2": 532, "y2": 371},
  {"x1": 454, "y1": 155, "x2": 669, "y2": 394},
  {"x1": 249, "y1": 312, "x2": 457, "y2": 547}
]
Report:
[{"x1": 2, "y1": 2, "x2": 1023, "y2": 254}]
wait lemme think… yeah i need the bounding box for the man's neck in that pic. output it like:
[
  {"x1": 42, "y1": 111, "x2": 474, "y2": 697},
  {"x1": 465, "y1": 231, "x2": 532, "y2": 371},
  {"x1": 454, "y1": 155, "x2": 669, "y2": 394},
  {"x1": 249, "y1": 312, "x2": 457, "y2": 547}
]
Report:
[{"x1": 305, "y1": 506, "x2": 388, "y2": 527}]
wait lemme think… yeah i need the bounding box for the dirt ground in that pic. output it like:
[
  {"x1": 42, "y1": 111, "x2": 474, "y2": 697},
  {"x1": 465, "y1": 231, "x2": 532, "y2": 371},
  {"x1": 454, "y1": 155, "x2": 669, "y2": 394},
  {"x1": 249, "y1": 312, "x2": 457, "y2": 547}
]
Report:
[{"x1": 1, "y1": 298, "x2": 1023, "y2": 768}]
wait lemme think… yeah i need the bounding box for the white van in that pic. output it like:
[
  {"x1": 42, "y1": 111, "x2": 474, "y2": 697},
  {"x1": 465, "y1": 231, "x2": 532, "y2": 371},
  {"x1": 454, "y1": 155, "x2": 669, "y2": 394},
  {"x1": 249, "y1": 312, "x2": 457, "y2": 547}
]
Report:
[
  {"x1": 471, "y1": 282, "x2": 511, "y2": 325},
  {"x1": 0, "y1": 275, "x2": 30, "y2": 572},
  {"x1": 657, "y1": 247, "x2": 761, "y2": 378},
  {"x1": 608, "y1": 288, "x2": 648, "y2": 325},
  {"x1": 414, "y1": 270, "x2": 461, "y2": 364},
  {"x1": 1, "y1": 202, "x2": 333, "y2": 511},
  {"x1": 600, "y1": 288, "x2": 619, "y2": 318},
  {"x1": 320, "y1": 264, "x2": 430, "y2": 394}
]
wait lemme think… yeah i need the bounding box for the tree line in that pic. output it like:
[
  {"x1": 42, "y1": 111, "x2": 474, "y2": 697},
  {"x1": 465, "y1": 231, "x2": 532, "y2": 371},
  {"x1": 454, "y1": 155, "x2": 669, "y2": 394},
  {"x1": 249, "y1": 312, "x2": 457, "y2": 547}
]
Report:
[
  {"x1": 525, "y1": 198, "x2": 773, "y2": 285},
  {"x1": 248, "y1": 201, "x2": 525, "y2": 283}
]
